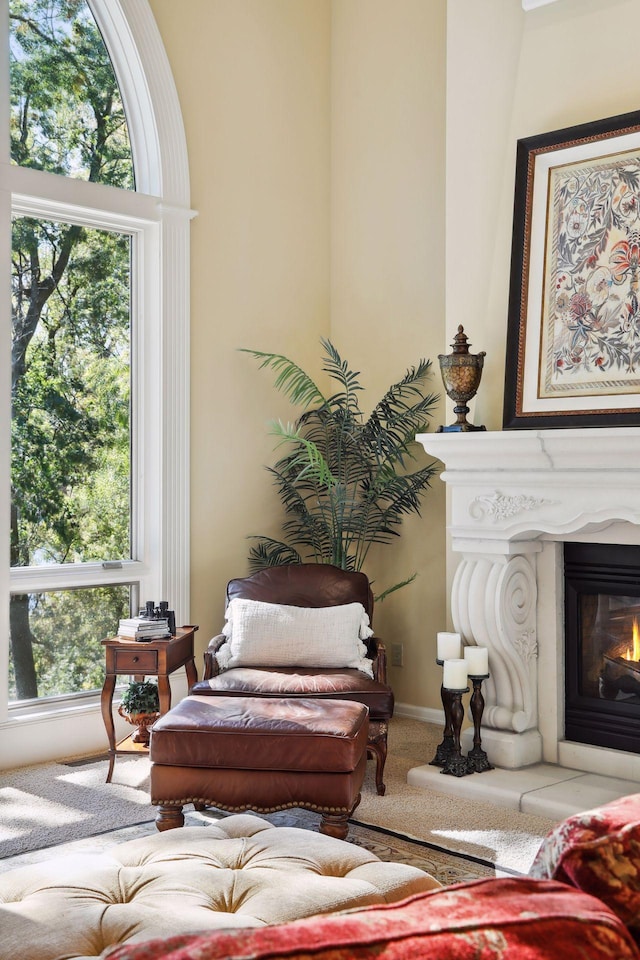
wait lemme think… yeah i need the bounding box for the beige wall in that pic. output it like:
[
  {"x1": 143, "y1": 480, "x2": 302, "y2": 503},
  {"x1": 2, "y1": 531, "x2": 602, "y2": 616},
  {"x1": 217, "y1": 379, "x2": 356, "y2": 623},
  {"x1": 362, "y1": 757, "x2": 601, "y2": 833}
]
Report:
[
  {"x1": 331, "y1": 0, "x2": 447, "y2": 711},
  {"x1": 447, "y1": 0, "x2": 640, "y2": 430},
  {"x1": 148, "y1": 0, "x2": 331, "y2": 662},
  {"x1": 148, "y1": 0, "x2": 448, "y2": 714}
]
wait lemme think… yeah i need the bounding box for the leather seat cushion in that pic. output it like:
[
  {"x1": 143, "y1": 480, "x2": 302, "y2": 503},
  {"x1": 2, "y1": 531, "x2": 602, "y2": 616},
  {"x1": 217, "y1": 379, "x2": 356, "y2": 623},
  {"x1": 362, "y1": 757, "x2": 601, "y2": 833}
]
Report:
[
  {"x1": 191, "y1": 668, "x2": 394, "y2": 718},
  {"x1": 150, "y1": 695, "x2": 369, "y2": 772}
]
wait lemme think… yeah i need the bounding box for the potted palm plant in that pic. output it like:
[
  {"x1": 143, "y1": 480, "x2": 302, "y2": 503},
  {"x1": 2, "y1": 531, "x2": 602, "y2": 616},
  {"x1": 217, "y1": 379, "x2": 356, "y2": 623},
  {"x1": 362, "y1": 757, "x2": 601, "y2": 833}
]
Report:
[
  {"x1": 242, "y1": 338, "x2": 439, "y2": 601},
  {"x1": 118, "y1": 680, "x2": 160, "y2": 744}
]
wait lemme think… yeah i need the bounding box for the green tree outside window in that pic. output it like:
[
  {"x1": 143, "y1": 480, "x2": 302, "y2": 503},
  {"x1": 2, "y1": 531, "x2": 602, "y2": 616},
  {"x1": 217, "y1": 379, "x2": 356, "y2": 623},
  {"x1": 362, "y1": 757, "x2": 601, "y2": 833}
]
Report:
[{"x1": 9, "y1": 0, "x2": 134, "y2": 700}]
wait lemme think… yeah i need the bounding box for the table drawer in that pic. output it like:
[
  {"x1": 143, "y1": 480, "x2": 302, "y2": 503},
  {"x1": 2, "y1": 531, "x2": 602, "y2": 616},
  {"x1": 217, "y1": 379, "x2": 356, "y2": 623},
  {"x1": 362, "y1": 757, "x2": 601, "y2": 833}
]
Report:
[{"x1": 114, "y1": 648, "x2": 158, "y2": 674}]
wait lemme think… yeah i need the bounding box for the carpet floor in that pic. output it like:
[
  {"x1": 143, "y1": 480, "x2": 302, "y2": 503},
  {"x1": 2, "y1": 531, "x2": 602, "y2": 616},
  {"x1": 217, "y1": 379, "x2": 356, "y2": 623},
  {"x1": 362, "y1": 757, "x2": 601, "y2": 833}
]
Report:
[
  {"x1": 0, "y1": 809, "x2": 498, "y2": 886},
  {"x1": 0, "y1": 717, "x2": 557, "y2": 877}
]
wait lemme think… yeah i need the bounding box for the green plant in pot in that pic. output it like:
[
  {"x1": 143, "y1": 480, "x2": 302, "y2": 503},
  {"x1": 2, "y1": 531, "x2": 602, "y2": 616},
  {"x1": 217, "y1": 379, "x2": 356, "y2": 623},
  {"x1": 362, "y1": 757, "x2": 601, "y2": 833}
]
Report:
[
  {"x1": 242, "y1": 338, "x2": 439, "y2": 601},
  {"x1": 118, "y1": 679, "x2": 160, "y2": 744}
]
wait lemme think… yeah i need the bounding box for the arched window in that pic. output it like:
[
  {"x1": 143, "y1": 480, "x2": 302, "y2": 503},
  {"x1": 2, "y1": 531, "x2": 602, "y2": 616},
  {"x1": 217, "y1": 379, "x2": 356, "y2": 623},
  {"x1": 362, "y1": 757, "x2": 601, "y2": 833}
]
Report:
[{"x1": 0, "y1": 0, "x2": 192, "y2": 766}]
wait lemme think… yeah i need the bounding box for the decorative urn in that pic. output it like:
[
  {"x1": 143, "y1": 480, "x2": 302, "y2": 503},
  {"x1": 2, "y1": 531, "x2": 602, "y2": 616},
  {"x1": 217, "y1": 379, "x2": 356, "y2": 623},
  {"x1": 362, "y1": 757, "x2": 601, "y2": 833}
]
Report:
[{"x1": 437, "y1": 325, "x2": 486, "y2": 432}]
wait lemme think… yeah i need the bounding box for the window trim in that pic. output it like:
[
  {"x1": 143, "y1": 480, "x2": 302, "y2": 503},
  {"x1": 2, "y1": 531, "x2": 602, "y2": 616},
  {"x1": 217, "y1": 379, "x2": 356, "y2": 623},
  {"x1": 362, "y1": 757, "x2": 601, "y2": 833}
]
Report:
[{"x1": 0, "y1": 0, "x2": 194, "y2": 764}]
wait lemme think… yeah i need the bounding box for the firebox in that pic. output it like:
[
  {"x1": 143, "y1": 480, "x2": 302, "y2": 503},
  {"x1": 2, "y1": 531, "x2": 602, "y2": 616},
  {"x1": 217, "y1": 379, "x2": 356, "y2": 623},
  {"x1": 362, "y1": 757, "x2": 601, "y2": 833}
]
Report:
[{"x1": 565, "y1": 541, "x2": 640, "y2": 755}]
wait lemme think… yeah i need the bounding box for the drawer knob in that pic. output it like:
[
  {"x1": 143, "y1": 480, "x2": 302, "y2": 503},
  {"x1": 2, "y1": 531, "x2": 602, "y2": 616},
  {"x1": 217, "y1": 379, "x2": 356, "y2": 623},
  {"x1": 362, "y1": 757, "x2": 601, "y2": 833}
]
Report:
[{"x1": 132, "y1": 656, "x2": 139, "y2": 663}]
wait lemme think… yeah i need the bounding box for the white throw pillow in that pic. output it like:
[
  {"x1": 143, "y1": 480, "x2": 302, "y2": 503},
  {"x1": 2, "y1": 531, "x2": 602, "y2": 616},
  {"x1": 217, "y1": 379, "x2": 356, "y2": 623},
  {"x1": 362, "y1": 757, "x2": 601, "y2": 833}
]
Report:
[{"x1": 215, "y1": 598, "x2": 374, "y2": 677}]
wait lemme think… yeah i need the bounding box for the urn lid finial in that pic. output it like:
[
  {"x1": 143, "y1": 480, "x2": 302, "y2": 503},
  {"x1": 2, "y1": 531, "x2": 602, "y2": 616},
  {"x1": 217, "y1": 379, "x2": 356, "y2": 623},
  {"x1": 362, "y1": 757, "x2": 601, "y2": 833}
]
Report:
[{"x1": 451, "y1": 325, "x2": 470, "y2": 354}]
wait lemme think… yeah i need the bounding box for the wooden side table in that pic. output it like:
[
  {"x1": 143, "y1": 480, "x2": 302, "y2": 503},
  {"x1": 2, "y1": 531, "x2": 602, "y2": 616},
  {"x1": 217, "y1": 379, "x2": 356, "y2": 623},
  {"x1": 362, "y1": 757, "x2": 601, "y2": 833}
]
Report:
[{"x1": 101, "y1": 625, "x2": 199, "y2": 783}]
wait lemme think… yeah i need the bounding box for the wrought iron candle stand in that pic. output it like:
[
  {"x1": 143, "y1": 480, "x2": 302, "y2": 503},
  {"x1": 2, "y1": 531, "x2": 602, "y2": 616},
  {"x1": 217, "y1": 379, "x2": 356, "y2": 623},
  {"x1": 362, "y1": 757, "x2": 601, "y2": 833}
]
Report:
[
  {"x1": 429, "y1": 659, "x2": 455, "y2": 767},
  {"x1": 466, "y1": 673, "x2": 494, "y2": 773},
  {"x1": 441, "y1": 682, "x2": 474, "y2": 778}
]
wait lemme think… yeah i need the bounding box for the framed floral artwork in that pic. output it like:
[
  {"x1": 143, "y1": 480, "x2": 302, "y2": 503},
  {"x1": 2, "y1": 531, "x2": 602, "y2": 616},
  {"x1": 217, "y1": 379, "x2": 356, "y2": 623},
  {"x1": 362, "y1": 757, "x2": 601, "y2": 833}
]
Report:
[{"x1": 503, "y1": 110, "x2": 640, "y2": 428}]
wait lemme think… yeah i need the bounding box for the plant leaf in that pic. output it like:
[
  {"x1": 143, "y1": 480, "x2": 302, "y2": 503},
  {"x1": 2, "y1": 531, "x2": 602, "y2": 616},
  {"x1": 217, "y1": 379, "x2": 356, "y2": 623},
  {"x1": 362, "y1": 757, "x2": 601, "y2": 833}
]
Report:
[
  {"x1": 270, "y1": 421, "x2": 337, "y2": 487},
  {"x1": 374, "y1": 573, "x2": 417, "y2": 603},
  {"x1": 240, "y1": 349, "x2": 326, "y2": 408},
  {"x1": 247, "y1": 537, "x2": 303, "y2": 571}
]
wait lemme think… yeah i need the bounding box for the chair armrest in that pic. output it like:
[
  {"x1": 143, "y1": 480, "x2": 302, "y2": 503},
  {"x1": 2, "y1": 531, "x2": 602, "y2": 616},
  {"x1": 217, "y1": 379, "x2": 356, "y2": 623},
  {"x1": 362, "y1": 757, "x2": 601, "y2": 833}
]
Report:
[
  {"x1": 203, "y1": 634, "x2": 226, "y2": 680},
  {"x1": 368, "y1": 635, "x2": 387, "y2": 684}
]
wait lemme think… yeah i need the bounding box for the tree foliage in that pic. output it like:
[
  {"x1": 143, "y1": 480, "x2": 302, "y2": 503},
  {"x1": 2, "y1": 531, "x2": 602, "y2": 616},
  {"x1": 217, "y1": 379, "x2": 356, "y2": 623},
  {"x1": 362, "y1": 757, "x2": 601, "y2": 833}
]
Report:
[
  {"x1": 243, "y1": 339, "x2": 440, "y2": 601},
  {"x1": 9, "y1": 0, "x2": 134, "y2": 700},
  {"x1": 10, "y1": 0, "x2": 133, "y2": 186}
]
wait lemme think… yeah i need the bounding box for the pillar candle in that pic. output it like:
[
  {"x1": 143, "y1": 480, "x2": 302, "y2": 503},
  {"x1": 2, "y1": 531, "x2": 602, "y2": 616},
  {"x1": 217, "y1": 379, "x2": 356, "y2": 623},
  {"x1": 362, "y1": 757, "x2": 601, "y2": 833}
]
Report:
[
  {"x1": 437, "y1": 631, "x2": 462, "y2": 661},
  {"x1": 442, "y1": 658, "x2": 468, "y2": 690},
  {"x1": 464, "y1": 645, "x2": 489, "y2": 676}
]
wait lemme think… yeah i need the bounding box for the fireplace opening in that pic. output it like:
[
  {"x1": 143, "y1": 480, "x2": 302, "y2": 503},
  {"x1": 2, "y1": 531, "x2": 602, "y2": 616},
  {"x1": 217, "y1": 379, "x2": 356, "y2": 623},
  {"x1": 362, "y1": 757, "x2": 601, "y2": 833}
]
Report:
[{"x1": 565, "y1": 542, "x2": 640, "y2": 754}]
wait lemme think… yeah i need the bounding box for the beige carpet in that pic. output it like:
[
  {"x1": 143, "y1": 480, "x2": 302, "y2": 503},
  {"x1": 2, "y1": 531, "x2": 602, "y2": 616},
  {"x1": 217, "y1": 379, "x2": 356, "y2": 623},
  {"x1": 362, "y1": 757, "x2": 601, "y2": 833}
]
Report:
[
  {"x1": 354, "y1": 716, "x2": 557, "y2": 873},
  {"x1": 0, "y1": 810, "x2": 497, "y2": 886},
  {"x1": 0, "y1": 717, "x2": 555, "y2": 873}
]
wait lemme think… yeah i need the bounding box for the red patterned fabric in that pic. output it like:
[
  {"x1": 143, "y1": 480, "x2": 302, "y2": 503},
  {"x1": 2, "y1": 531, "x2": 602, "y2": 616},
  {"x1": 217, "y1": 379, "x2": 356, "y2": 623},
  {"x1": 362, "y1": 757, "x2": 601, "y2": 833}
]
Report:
[
  {"x1": 530, "y1": 793, "x2": 640, "y2": 942},
  {"x1": 104, "y1": 877, "x2": 639, "y2": 960}
]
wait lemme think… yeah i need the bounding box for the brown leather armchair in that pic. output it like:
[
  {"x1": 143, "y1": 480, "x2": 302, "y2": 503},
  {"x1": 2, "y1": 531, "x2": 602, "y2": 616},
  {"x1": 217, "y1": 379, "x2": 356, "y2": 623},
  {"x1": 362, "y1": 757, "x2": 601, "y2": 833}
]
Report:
[{"x1": 191, "y1": 563, "x2": 394, "y2": 795}]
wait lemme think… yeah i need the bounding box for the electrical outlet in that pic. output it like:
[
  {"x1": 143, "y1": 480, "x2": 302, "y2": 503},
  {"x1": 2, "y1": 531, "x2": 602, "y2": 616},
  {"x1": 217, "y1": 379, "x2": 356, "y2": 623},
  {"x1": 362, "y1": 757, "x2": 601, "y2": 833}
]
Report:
[{"x1": 391, "y1": 642, "x2": 403, "y2": 667}]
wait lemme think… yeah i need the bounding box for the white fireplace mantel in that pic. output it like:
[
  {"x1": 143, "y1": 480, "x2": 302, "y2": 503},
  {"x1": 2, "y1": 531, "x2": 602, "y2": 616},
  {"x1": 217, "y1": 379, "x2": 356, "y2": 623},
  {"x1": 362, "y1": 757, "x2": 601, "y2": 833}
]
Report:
[
  {"x1": 418, "y1": 428, "x2": 640, "y2": 545},
  {"x1": 416, "y1": 427, "x2": 640, "y2": 775}
]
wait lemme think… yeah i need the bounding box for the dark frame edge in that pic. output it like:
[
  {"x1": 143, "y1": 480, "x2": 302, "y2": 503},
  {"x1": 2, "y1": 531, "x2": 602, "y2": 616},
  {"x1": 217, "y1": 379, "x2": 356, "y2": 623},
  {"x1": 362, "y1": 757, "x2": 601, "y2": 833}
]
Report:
[{"x1": 502, "y1": 110, "x2": 640, "y2": 431}]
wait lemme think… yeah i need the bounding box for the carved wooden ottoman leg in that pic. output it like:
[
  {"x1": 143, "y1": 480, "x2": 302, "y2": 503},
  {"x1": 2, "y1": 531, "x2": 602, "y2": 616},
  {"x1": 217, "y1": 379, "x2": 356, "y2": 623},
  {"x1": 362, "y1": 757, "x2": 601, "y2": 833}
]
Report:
[
  {"x1": 155, "y1": 804, "x2": 185, "y2": 831},
  {"x1": 319, "y1": 812, "x2": 350, "y2": 841},
  {"x1": 368, "y1": 721, "x2": 388, "y2": 796},
  {"x1": 319, "y1": 792, "x2": 361, "y2": 841}
]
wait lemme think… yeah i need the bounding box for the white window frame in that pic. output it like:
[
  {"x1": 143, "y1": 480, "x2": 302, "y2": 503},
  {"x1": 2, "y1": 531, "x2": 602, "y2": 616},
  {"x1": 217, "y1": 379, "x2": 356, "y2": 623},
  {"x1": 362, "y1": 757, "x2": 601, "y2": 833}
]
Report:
[{"x1": 0, "y1": 0, "x2": 193, "y2": 767}]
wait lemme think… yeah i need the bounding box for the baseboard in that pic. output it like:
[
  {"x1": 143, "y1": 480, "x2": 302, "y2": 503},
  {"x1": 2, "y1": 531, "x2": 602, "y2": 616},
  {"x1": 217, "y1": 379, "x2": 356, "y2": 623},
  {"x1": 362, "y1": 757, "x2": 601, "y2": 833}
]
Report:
[{"x1": 394, "y1": 702, "x2": 443, "y2": 725}]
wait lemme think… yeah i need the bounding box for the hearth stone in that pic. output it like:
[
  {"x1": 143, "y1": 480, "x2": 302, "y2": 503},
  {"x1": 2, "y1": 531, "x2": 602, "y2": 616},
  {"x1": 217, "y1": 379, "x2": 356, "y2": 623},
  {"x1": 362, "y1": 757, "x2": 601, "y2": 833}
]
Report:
[{"x1": 460, "y1": 725, "x2": 542, "y2": 770}]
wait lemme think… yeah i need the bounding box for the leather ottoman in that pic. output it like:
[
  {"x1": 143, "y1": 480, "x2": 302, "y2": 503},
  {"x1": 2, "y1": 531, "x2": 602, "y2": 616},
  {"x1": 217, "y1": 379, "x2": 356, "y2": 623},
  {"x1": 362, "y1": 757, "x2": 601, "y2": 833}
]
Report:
[{"x1": 149, "y1": 695, "x2": 369, "y2": 839}]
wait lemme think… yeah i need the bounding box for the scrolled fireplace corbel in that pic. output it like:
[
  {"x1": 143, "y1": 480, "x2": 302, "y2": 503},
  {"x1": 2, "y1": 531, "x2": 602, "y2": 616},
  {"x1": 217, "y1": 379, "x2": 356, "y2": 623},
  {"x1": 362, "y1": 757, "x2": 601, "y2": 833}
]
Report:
[{"x1": 452, "y1": 549, "x2": 543, "y2": 768}]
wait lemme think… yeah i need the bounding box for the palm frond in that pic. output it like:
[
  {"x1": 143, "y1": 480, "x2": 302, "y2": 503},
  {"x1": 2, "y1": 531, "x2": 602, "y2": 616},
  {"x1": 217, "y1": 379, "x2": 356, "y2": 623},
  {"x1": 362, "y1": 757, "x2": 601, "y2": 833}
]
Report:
[
  {"x1": 320, "y1": 339, "x2": 364, "y2": 414},
  {"x1": 374, "y1": 573, "x2": 418, "y2": 603},
  {"x1": 378, "y1": 358, "x2": 433, "y2": 400},
  {"x1": 270, "y1": 421, "x2": 337, "y2": 487},
  {"x1": 363, "y1": 361, "x2": 439, "y2": 467},
  {"x1": 367, "y1": 467, "x2": 438, "y2": 535},
  {"x1": 240, "y1": 349, "x2": 327, "y2": 408},
  {"x1": 269, "y1": 464, "x2": 319, "y2": 509},
  {"x1": 247, "y1": 538, "x2": 303, "y2": 571},
  {"x1": 375, "y1": 463, "x2": 437, "y2": 508},
  {"x1": 296, "y1": 414, "x2": 370, "y2": 488},
  {"x1": 266, "y1": 463, "x2": 338, "y2": 562},
  {"x1": 282, "y1": 517, "x2": 334, "y2": 562}
]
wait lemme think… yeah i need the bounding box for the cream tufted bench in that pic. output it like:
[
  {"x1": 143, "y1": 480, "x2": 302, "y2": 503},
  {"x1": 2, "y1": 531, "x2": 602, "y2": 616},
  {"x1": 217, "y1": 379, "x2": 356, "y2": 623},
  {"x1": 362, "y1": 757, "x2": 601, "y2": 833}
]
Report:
[{"x1": 0, "y1": 814, "x2": 440, "y2": 960}]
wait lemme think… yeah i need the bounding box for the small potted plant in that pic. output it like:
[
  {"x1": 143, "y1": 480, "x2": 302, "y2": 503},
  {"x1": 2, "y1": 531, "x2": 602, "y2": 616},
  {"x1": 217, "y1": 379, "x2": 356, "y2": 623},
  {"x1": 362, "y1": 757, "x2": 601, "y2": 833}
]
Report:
[{"x1": 118, "y1": 679, "x2": 160, "y2": 744}]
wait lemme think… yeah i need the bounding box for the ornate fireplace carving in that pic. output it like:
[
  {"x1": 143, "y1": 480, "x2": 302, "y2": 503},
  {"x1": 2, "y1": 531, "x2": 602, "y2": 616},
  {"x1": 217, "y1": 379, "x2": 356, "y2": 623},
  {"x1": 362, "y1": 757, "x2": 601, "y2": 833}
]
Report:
[{"x1": 417, "y1": 427, "x2": 640, "y2": 772}]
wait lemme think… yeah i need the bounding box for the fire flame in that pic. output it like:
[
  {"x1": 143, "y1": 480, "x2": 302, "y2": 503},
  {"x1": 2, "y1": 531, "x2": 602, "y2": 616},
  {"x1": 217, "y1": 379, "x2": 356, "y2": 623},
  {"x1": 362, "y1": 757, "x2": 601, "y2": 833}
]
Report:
[{"x1": 623, "y1": 618, "x2": 640, "y2": 661}]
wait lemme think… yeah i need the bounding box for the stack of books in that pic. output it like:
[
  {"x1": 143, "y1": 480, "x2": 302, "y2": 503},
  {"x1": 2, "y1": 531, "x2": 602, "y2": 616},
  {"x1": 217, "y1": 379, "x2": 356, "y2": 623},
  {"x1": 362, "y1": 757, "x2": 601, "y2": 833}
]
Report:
[{"x1": 118, "y1": 617, "x2": 171, "y2": 641}]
